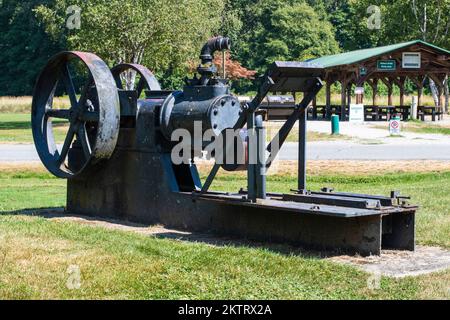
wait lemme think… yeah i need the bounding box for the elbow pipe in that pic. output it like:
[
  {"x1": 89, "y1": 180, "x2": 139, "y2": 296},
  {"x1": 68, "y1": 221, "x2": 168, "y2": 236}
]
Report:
[{"x1": 200, "y1": 36, "x2": 231, "y2": 64}]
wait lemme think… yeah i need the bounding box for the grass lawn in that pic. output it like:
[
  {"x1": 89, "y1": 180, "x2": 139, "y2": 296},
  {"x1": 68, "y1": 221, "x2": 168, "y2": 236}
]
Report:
[
  {"x1": 0, "y1": 113, "x2": 69, "y2": 144},
  {"x1": 373, "y1": 121, "x2": 450, "y2": 136},
  {"x1": 0, "y1": 168, "x2": 449, "y2": 299},
  {"x1": 0, "y1": 113, "x2": 350, "y2": 144}
]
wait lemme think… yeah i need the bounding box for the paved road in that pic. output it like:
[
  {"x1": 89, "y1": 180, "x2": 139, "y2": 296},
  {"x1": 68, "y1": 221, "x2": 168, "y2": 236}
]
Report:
[
  {"x1": 1, "y1": 142, "x2": 448, "y2": 162},
  {"x1": 278, "y1": 142, "x2": 450, "y2": 160}
]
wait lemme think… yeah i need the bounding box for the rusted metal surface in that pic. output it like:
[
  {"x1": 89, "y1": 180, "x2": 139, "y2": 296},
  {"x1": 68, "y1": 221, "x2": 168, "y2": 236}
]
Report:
[
  {"x1": 111, "y1": 63, "x2": 162, "y2": 93},
  {"x1": 32, "y1": 51, "x2": 120, "y2": 178}
]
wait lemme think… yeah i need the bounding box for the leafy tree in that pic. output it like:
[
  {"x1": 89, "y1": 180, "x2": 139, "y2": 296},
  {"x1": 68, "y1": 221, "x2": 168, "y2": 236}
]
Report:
[
  {"x1": 224, "y1": 0, "x2": 339, "y2": 92},
  {"x1": 0, "y1": 0, "x2": 64, "y2": 96},
  {"x1": 34, "y1": 0, "x2": 225, "y2": 89}
]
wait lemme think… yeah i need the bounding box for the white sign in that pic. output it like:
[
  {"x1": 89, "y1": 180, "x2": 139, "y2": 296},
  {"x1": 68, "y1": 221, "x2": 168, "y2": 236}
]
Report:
[
  {"x1": 349, "y1": 104, "x2": 364, "y2": 123},
  {"x1": 389, "y1": 118, "x2": 401, "y2": 135},
  {"x1": 402, "y1": 52, "x2": 421, "y2": 69},
  {"x1": 354, "y1": 87, "x2": 364, "y2": 94}
]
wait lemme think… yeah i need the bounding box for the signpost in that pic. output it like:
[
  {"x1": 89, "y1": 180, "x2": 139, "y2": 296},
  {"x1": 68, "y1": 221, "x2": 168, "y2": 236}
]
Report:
[
  {"x1": 402, "y1": 52, "x2": 421, "y2": 69},
  {"x1": 389, "y1": 116, "x2": 401, "y2": 135},
  {"x1": 377, "y1": 60, "x2": 396, "y2": 71},
  {"x1": 359, "y1": 67, "x2": 367, "y2": 76},
  {"x1": 349, "y1": 103, "x2": 364, "y2": 123}
]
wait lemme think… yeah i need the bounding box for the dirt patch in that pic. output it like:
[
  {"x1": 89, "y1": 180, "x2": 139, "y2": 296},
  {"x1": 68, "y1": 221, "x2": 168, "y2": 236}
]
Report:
[
  {"x1": 196, "y1": 159, "x2": 450, "y2": 176},
  {"x1": 329, "y1": 246, "x2": 450, "y2": 278},
  {"x1": 3, "y1": 160, "x2": 450, "y2": 176},
  {"x1": 0, "y1": 161, "x2": 46, "y2": 172}
]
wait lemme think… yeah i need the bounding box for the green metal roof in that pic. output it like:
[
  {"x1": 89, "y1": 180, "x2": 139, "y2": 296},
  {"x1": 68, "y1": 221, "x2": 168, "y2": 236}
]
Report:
[{"x1": 307, "y1": 40, "x2": 450, "y2": 68}]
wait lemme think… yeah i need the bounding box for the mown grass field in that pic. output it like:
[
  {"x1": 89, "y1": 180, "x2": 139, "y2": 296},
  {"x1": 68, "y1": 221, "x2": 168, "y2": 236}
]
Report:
[
  {"x1": 0, "y1": 112, "x2": 348, "y2": 144},
  {"x1": 372, "y1": 120, "x2": 450, "y2": 136},
  {"x1": 0, "y1": 113, "x2": 69, "y2": 144},
  {"x1": 0, "y1": 167, "x2": 449, "y2": 299}
]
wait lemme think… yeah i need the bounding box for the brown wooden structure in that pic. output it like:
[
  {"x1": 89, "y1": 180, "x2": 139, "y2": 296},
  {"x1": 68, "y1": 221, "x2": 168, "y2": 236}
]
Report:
[{"x1": 308, "y1": 40, "x2": 450, "y2": 121}]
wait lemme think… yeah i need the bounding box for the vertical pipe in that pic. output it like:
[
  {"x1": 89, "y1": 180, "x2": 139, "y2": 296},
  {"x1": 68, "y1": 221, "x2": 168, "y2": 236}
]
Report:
[
  {"x1": 298, "y1": 104, "x2": 307, "y2": 192},
  {"x1": 222, "y1": 51, "x2": 226, "y2": 79},
  {"x1": 247, "y1": 111, "x2": 256, "y2": 202},
  {"x1": 255, "y1": 115, "x2": 266, "y2": 199}
]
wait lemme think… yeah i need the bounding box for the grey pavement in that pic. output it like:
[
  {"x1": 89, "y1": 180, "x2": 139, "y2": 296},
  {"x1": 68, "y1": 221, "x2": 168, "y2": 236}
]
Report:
[{"x1": 1, "y1": 142, "x2": 447, "y2": 162}]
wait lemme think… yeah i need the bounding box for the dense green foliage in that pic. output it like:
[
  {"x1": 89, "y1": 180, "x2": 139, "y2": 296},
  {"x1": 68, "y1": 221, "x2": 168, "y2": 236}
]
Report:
[
  {"x1": 0, "y1": 0, "x2": 449, "y2": 95},
  {"x1": 0, "y1": 0, "x2": 64, "y2": 96}
]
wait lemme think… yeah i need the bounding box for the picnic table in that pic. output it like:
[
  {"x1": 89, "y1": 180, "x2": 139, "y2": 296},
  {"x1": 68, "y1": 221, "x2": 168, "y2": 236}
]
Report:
[
  {"x1": 363, "y1": 105, "x2": 395, "y2": 121},
  {"x1": 418, "y1": 106, "x2": 443, "y2": 121}
]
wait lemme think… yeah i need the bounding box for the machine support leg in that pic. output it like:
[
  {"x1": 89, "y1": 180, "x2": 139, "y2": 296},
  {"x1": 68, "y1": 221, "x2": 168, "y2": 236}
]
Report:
[
  {"x1": 247, "y1": 111, "x2": 256, "y2": 202},
  {"x1": 298, "y1": 105, "x2": 307, "y2": 192},
  {"x1": 255, "y1": 115, "x2": 266, "y2": 199}
]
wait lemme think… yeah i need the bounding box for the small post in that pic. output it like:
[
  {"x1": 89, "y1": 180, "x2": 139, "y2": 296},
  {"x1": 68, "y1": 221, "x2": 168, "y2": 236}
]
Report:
[
  {"x1": 411, "y1": 96, "x2": 418, "y2": 120},
  {"x1": 331, "y1": 114, "x2": 340, "y2": 135}
]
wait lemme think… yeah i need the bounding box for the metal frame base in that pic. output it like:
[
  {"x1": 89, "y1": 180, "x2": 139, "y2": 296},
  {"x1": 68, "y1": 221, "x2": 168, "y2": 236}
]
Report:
[{"x1": 67, "y1": 146, "x2": 415, "y2": 256}]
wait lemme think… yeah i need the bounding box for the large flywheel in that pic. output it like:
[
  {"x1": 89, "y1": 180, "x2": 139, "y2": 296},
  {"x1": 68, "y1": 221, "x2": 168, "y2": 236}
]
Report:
[
  {"x1": 31, "y1": 51, "x2": 120, "y2": 179},
  {"x1": 111, "y1": 63, "x2": 162, "y2": 95}
]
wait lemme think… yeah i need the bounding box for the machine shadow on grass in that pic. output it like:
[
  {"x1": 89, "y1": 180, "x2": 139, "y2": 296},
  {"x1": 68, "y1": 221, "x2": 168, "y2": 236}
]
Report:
[{"x1": 1, "y1": 207, "x2": 344, "y2": 259}]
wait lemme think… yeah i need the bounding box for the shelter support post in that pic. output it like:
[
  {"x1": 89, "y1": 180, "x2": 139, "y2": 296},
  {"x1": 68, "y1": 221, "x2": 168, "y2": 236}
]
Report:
[
  {"x1": 326, "y1": 81, "x2": 331, "y2": 119},
  {"x1": 370, "y1": 79, "x2": 378, "y2": 106},
  {"x1": 340, "y1": 79, "x2": 347, "y2": 121}
]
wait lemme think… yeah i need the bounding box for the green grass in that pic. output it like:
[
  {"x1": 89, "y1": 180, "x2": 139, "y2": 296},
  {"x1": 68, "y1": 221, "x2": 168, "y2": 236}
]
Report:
[
  {"x1": 404, "y1": 126, "x2": 450, "y2": 135},
  {"x1": 0, "y1": 112, "x2": 350, "y2": 144},
  {"x1": 0, "y1": 169, "x2": 449, "y2": 299},
  {"x1": 0, "y1": 113, "x2": 69, "y2": 144},
  {"x1": 373, "y1": 121, "x2": 450, "y2": 136}
]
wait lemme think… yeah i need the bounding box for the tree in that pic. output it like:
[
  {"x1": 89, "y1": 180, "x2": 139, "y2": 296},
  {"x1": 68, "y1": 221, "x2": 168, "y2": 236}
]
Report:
[
  {"x1": 224, "y1": 0, "x2": 340, "y2": 92},
  {"x1": 0, "y1": 0, "x2": 64, "y2": 96},
  {"x1": 34, "y1": 0, "x2": 225, "y2": 89},
  {"x1": 213, "y1": 52, "x2": 257, "y2": 80}
]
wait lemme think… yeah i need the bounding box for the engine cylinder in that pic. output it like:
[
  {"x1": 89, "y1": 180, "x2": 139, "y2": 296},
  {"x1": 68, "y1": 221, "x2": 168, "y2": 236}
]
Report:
[{"x1": 159, "y1": 84, "x2": 241, "y2": 142}]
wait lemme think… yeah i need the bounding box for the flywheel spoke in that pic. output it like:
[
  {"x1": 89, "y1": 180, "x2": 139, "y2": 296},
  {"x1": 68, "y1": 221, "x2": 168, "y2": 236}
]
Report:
[
  {"x1": 57, "y1": 126, "x2": 75, "y2": 166},
  {"x1": 78, "y1": 76, "x2": 94, "y2": 109},
  {"x1": 77, "y1": 125, "x2": 92, "y2": 159},
  {"x1": 61, "y1": 65, "x2": 78, "y2": 109},
  {"x1": 80, "y1": 111, "x2": 99, "y2": 122},
  {"x1": 46, "y1": 108, "x2": 71, "y2": 119}
]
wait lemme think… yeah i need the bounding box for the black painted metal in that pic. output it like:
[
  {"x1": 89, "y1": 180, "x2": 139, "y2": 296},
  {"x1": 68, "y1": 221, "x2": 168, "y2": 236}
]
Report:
[
  {"x1": 255, "y1": 115, "x2": 266, "y2": 199},
  {"x1": 32, "y1": 51, "x2": 120, "y2": 179},
  {"x1": 298, "y1": 108, "x2": 307, "y2": 191},
  {"x1": 159, "y1": 85, "x2": 241, "y2": 143},
  {"x1": 32, "y1": 38, "x2": 418, "y2": 256}
]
